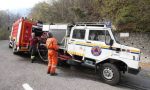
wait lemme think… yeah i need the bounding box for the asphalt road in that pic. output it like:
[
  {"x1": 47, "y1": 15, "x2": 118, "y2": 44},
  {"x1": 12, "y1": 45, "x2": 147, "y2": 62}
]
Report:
[{"x1": 0, "y1": 40, "x2": 150, "y2": 90}]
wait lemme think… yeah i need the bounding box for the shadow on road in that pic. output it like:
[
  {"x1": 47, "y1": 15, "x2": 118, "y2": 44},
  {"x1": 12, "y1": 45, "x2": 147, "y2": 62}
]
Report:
[{"x1": 13, "y1": 52, "x2": 48, "y2": 65}]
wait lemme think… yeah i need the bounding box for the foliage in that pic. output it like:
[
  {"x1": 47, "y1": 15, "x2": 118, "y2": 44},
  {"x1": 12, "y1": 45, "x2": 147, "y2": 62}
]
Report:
[
  {"x1": 0, "y1": 10, "x2": 20, "y2": 40},
  {"x1": 29, "y1": 0, "x2": 150, "y2": 32}
]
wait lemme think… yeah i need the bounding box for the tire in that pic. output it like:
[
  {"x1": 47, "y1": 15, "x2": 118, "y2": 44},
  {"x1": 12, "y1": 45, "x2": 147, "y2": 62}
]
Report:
[
  {"x1": 13, "y1": 43, "x2": 18, "y2": 55},
  {"x1": 9, "y1": 44, "x2": 12, "y2": 48},
  {"x1": 9, "y1": 41, "x2": 13, "y2": 48},
  {"x1": 99, "y1": 63, "x2": 120, "y2": 85},
  {"x1": 58, "y1": 59, "x2": 70, "y2": 67}
]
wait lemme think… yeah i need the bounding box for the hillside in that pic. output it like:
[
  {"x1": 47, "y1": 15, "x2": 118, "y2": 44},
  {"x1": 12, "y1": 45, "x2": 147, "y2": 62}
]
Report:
[
  {"x1": 0, "y1": 0, "x2": 150, "y2": 40},
  {"x1": 29, "y1": 0, "x2": 150, "y2": 32}
]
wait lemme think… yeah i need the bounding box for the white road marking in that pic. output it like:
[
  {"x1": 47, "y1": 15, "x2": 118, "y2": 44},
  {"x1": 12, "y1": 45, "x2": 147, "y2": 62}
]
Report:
[{"x1": 22, "y1": 83, "x2": 33, "y2": 90}]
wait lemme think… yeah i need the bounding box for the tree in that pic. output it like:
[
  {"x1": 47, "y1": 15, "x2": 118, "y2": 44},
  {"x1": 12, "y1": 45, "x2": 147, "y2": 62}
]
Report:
[
  {"x1": 0, "y1": 10, "x2": 20, "y2": 40},
  {"x1": 29, "y1": 0, "x2": 150, "y2": 32},
  {"x1": 29, "y1": 2, "x2": 51, "y2": 23}
]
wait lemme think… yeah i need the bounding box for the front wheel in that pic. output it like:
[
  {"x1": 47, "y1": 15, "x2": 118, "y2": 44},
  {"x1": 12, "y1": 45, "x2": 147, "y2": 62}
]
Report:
[{"x1": 99, "y1": 63, "x2": 120, "y2": 85}]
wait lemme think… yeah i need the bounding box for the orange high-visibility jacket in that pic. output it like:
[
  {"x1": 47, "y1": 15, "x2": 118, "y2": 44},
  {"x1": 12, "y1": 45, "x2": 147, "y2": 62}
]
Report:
[{"x1": 46, "y1": 37, "x2": 59, "y2": 51}]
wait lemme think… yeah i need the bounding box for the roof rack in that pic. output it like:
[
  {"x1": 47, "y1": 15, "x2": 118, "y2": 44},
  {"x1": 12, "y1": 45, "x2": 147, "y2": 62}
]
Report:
[{"x1": 75, "y1": 22, "x2": 106, "y2": 27}]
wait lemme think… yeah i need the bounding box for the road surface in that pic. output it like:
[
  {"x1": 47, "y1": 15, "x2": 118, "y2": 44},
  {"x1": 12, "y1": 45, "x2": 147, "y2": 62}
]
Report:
[{"x1": 0, "y1": 40, "x2": 150, "y2": 90}]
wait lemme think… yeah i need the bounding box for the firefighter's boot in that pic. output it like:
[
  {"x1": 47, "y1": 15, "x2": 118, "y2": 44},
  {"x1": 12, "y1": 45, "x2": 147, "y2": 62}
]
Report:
[{"x1": 31, "y1": 55, "x2": 35, "y2": 63}]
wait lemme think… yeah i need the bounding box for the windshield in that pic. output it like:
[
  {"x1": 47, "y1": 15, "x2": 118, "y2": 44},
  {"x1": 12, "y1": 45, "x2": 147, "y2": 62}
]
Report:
[{"x1": 111, "y1": 30, "x2": 120, "y2": 43}]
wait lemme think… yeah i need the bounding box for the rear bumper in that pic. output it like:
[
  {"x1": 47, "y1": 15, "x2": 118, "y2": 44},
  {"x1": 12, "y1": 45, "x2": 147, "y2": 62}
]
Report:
[
  {"x1": 128, "y1": 67, "x2": 141, "y2": 75},
  {"x1": 19, "y1": 46, "x2": 29, "y2": 51}
]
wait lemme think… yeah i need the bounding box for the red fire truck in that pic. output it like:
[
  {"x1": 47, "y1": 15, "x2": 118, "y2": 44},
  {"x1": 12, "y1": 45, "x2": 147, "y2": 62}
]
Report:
[{"x1": 9, "y1": 17, "x2": 44, "y2": 54}]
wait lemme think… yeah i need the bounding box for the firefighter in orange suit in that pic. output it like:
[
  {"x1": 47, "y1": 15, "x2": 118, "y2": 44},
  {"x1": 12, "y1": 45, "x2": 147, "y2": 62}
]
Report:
[{"x1": 46, "y1": 32, "x2": 59, "y2": 76}]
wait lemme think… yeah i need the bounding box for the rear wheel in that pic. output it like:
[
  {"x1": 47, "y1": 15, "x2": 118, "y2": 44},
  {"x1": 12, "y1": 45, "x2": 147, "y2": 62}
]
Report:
[
  {"x1": 9, "y1": 40, "x2": 13, "y2": 48},
  {"x1": 57, "y1": 58, "x2": 70, "y2": 67},
  {"x1": 9, "y1": 44, "x2": 12, "y2": 48},
  {"x1": 13, "y1": 42, "x2": 18, "y2": 54},
  {"x1": 9, "y1": 41, "x2": 12, "y2": 48},
  {"x1": 99, "y1": 63, "x2": 120, "y2": 85}
]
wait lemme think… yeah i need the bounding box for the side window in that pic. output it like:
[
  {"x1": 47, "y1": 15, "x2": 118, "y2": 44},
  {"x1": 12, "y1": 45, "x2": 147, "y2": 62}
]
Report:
[
  {"x1": 89, "y1": 30, "x2": 105, "y2": 42},
  {"x1": 89, "y1": 30, "x2": 111, "y2": 43},
  {"x1": 97, "y1": 30, "x2": 106, "y2": 42},
  {"x1": 72, "y1": 29, "x2": 85, "y2": 39}
]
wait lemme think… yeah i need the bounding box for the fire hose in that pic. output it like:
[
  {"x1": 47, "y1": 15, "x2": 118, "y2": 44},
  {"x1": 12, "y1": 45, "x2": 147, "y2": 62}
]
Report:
[{"x1": 37, "y1": 43, "x2": 48, "y2": 62}]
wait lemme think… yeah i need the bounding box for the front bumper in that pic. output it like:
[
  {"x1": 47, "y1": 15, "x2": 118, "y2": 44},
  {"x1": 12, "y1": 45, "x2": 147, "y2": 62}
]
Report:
[{"x1": 128, "y1": 67, "x2": 141, "y2": 75}]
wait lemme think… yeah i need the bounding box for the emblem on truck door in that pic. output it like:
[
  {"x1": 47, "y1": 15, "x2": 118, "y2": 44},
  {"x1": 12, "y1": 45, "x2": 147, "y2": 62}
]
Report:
[{"x1": 91, "y1": 46, "x2": 102, "y2": 56}]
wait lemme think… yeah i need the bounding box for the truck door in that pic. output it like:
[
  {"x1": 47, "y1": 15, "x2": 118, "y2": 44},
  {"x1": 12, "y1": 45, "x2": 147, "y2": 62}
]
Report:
[
  {"x1": 20, "y1": 21, "x2": 32, "y2": 47},
  {"x1": 85, "y1": 30, "x2": 112, "y2": 60},
  {"x1": 67, "y1": 29, "x2": 86, "y2": 57}
]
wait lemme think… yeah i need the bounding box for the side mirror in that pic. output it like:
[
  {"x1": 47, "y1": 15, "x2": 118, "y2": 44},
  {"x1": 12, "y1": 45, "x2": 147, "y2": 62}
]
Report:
[{"x1": 110, "y1": 39, "x2": 114, "y2": 46}]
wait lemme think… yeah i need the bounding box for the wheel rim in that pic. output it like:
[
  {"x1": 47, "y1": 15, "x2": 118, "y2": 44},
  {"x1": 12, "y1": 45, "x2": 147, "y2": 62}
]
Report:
[{"x1": 103, "y1": 67, "x2": 114, "y2": 80}]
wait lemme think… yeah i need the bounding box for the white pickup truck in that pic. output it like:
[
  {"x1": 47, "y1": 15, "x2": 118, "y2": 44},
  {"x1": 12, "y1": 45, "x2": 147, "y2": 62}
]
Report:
[{"x1": 43, "y1": 22, "x2": 141, "y2": 85}]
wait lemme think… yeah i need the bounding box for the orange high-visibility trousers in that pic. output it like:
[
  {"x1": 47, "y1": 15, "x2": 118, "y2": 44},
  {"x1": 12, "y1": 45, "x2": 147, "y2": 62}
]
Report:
[
  {"x1": 46, "y1": 37, "x2": 59, "y2": 74},
  {"x1": 48, "y1": 50, "x2": 57, "y2": 73},
  {"x1": 48, "y1": 50, "x2": 58, "y2": 74}
]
